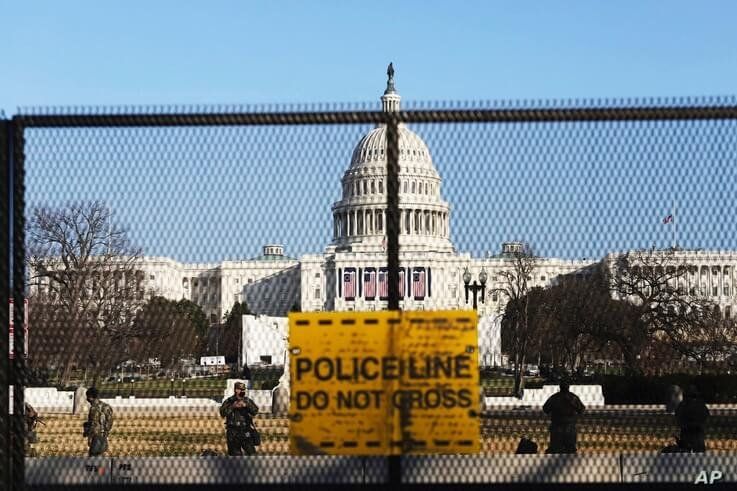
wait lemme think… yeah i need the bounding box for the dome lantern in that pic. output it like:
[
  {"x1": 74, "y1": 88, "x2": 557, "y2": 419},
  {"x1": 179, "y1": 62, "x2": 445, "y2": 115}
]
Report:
[{"x1": 381, "y1": 62, "x2": 401, "y2": 113}]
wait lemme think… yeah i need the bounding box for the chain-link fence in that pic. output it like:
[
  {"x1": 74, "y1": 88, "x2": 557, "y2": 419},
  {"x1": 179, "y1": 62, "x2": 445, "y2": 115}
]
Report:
[{"x1": 4, "y1": 88, "x2": 737, "y2": 488}]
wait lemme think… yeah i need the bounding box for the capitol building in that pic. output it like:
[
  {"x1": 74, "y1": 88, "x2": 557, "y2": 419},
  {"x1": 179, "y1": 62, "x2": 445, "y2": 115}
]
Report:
[{"x1": 136, "y1": 69, "x2": 737, "y2": 365}]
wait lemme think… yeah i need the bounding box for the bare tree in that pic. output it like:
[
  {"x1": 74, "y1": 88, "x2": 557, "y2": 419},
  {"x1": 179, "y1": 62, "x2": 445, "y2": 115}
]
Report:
[
  {"x1": 532, "y1": 265, "x2": 644, "y2": 374},
  {"x1": 607, "y1": 249, "x2": 737, "y2": 371},
  {"x1": 131, "y1": 296, "x2": 203, "y2": 371},
  {"x1": 26, "y1": 201, "x2": 145, "y2": 385},
  {"x1": 495, "y1": 243, "x2": 537, "y2": 397}
]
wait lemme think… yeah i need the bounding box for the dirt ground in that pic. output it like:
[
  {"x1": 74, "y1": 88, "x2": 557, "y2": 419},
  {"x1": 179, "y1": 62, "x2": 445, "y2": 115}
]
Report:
[{"x1": 31, "y1": 409, "x2": 737, "y2": 457}]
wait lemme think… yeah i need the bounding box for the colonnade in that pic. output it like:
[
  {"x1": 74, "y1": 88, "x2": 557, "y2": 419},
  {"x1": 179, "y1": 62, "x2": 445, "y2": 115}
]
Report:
[{"x1": 333, "y1": 208, "x2": 449, "y2": 239}]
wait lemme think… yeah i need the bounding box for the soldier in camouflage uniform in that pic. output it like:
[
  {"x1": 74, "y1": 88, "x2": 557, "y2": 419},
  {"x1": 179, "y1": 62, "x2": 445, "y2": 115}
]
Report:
[
  {"x1": 83, "y1": 387, "x2": 114, "y2": 456},
  {"x1": 542, "y1": 380, "x2": 585, "y2": 454},
  {"x1": 219, "y1": 381, "x2": 259, "y2": 456},
  {"x1": 24, "y1": 403, "x2": 40, "y2": 457}
]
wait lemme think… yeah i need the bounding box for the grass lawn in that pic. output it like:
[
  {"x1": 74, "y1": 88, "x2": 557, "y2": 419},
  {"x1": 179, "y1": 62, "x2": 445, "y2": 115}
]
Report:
[
  {"x1": 96, "y1": 377, "x2": 228, "y2": 399},
  {"x1": 480, "y1": 374, "x2": 546, "y2": 396},
  {"x1": 31, "y1": 409, "x2": 737, "y2": 457}
]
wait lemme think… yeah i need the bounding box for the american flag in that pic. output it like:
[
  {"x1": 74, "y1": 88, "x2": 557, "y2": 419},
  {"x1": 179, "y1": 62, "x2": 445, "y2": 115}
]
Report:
[
  {"x1": 344, "y1": 270, "x2": 356, "y2": 299},
  {"x1": 378, "y1": 270, "x2": 388, "y2": 298},
  {"x1": 378, "y1": 269, "x2": 403, "y2": 298},
  {"x1": 364, "y1": 270, "x2": 376, "y2": 299},
  {"x1": 413, "y1": 270, "x2": 425, "y2": 298}
]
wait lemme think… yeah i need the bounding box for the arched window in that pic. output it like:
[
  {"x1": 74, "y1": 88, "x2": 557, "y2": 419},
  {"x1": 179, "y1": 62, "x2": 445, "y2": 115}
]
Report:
[
  {"x1": 377, "y1": 210, "x2": 383, "y2": 232},
  {"x1": 405, "y1": 211, "x2": 411, "y2": 234},
  {"x1": 425, "y1": 182, "x2": 429, "y2": 194},
  {"x1": 403, "y1": 181, "x2": 408, "y2": 193},
  {"x1": 414, "y1": 210, "x2": 421, "y2": 233},
  {"x1": 353, "y1": 181, "x2": 358, "y2": 196},
  {"x1": 425, "y1": 211, "x2": 430, "y2": 233},
  {"x1": 411, "y1": 181, "x2": 416, "y2": 194},
  {"x1": 363, "y1": 180, "x2": 368, "y2": 195},
  {"x1": 371, "y1": 181, "x2": 376, "y2": 194},
  {"x1": 378, "y1": 180, "x2": 384, "y2": 193}
]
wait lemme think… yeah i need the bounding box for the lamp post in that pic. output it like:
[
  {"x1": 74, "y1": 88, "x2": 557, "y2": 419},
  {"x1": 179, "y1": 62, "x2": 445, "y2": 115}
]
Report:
[{"x1": 463, "y1": 267, "x2": 488, "y2": 309}]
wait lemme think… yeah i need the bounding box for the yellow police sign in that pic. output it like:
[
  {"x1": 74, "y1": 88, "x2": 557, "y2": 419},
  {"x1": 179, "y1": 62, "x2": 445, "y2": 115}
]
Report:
[{"x1": 288, "y1": 310, "x2": 480, "y2": 455}]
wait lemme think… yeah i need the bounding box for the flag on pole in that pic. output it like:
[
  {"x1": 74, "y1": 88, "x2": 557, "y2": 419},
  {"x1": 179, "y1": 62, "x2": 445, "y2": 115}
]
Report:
[
  {"x1": 663, "y1": 214, "x2": 673, "y2": 224},
  {"x1": 343, "y1": 270, "x2": 356, "y2": 299}
]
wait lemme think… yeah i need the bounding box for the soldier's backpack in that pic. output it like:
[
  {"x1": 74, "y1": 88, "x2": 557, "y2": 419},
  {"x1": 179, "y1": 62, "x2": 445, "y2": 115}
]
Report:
[
  {"x1": 99, "y1": 401, "x2": 114, "y2": 435},
  {"x1": 516, "y1": 436, "x2": 538, "y2": 454}
]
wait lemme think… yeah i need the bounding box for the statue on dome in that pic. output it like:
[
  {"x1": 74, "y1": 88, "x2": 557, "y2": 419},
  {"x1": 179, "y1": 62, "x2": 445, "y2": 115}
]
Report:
[{"x1": 385, "y1": 62, "x2": 396, "y2": 94}]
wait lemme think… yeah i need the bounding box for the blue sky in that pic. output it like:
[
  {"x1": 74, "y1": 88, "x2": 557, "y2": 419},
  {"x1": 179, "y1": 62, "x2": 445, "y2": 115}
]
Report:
[{"x1": 5, "y1": 1, "x2": 737, "y2": 262}]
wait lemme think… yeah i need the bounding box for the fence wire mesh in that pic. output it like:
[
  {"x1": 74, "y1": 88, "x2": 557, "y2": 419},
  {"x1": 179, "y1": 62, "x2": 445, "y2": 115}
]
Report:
[{"x1": 4, "y1": 91, "x2": 737, "y2": 487}]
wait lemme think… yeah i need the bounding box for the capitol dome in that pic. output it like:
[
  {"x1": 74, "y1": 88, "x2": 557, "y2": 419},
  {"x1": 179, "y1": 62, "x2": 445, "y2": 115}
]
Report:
[{"x1": 330, "y1": 64, "x2": 453, "y2": 254}]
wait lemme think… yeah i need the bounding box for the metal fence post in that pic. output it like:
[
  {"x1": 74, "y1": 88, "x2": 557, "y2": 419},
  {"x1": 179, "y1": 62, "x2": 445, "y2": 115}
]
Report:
[
  {"x1": 1, "y1": 117, "x2": 11, "y2": 491},
  {"x1": 10, "y1": 117, "x2": 26, "y2": 491},
  {"x1": 386, "y1": 114, "x2": 401, "y2": 484}
]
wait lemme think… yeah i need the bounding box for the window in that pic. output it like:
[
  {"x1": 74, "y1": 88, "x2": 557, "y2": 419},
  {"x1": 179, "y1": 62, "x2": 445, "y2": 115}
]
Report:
[
  {"x1": 314, "y1": 288, "x2": 321, "y2": 300},
  {"x1": 403, "y1": 181, "x2": 407, "y2": 193},
  {"x1": 260, "y1": 355, "x2": 272, "y2": 364},
  {"x1": 492, "y1": 292, "x2": 498, "y2": 302},
  {"x1": 314, "y1": 272, "x2": 321, "y2": 278},
  {"x1": 411, "y1": 181, "x2": 416, "y2": 193},
  {"x1": 363, "y1": 180, "x2": 368, "y2": 194},
  {"x1": 726, "y1": 306, "x2": 732, "y2": 319},
  {"x1": 371, "y1": 181, "x2": 375, "y2": 194},
  {"x1": 725, "y1": 286, "x2": 730, "y2": 296},
  {"x1": 149, "y1": 274, "x2": 155, "y2": 281},
  {"x1": 713, "y1": 286, "x2": 719, "y2": 296},
  {"x1": 540, "y1": 276, "x2": 546, "y2": 282},
  {"x1": 378, "y1": 181, "x2": 383, "y2": 193},
  {"x1": 210, "y1": 314, "x2": 217, "y2": 324},
  {"x1": 425, "y1": 182, "x2": 429, "y2": 194}
]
